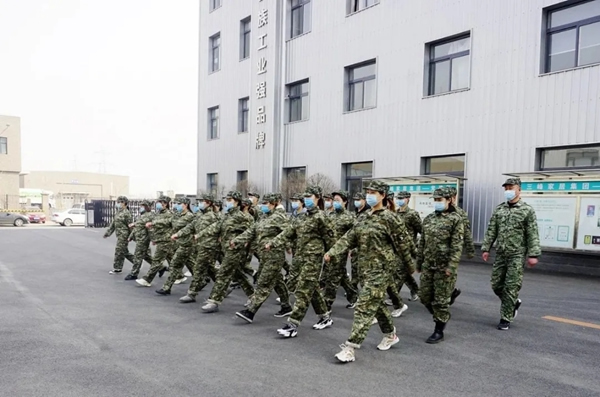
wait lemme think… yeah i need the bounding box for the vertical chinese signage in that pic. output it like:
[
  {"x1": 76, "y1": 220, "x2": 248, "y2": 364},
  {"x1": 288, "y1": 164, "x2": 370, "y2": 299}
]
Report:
[{"x1": 255, "y1": 0, "x2": 268, "y2": 150}]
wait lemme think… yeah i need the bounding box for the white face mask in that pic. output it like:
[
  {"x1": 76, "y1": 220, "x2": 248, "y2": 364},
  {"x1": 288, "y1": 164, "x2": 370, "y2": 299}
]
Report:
[{"x1": 505, "y1": 190, "x2": 517, "y2": 201}]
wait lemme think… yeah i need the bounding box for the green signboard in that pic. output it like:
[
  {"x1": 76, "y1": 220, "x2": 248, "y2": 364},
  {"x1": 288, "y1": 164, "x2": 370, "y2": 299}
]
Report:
[
  {"x1": 389, "y1": 183, "x2": 455, "y2": 193},
  {"x1": 521, "y1": 181, "x2": 600, "y2": 193}
]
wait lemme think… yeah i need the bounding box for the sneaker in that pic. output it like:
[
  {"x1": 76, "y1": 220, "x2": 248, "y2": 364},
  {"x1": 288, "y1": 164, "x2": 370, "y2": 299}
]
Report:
[
  {"x1": 410, "y1": 292, "x2": 419, "y2": 302},
  {"x1": 384, "y1": 298, "x2": 393, "y2": 306},
  {"x1": 136, "y1": 278, "x2": 151, "y2": 287},
  {"x1": 450, "y1": 288, "x2": 461, "y2": 306},
  {"x1": 235, "y1": 309, "x2": 255, "y2": 323},
  {"x1": 312, "y1": 316, "x2": 333, "y2": 330},
  {"x1": 277, "y1": 323, "x2": 298, "y2": 338},
  {"x1": 497, "y1": 320, "x2": 510, "y2": 331},
  {"x1": 391, "y1": 304, "x2": 408, "y2": 318},
  {"x1": 371, "y1": 318, "x2": 378, "y2": 325},
  {"x1": 335, "y1": 344, "x2": 356, "y2": 363},
  {"x1": 184, "y1": 271, "x2": 192, "y2": 277},
  {"x1": 174, "y1": 277, "x2": 187, "y2": 285},
  {"x1": 109, "y1": 269, "x2": 122, "y2": 275},
  {"x1": 377, "y1": 333, "x2": 399, "y2": 351},
  {"x1": 274, "y1": 308, "x2": 293, "y2": 318},
  {"x1": 201, "y1": 302, "x2": 219, "y2": 313},
  {"x1": 155, "y1": 288, "x2": 170, "y2": 295},
  {"x1": 158, "y1": 266, "x2": 168, "y2": 278},
  {"x1": 513, "y1": 299, "x2": 522, "y2": 319},
  {"x1": 276, "y1": 297, "x2": 281, "y2": 304},
  {"x1": 346, "y1": 302, "x2": 356, "y2": 309},
  {"x1": 124, "y1": 274, "x2": 137, "y2": 281},
  {"x1": 179, "y1": 295, "x2": 196, "y2": 303}
]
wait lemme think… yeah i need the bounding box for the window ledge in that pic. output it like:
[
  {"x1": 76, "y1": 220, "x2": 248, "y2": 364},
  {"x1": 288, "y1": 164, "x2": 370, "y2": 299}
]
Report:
[
  {"x1": 285, "y1": 119, "x2": 309, "y2": 126},
  {"x1": 286, "y1": 31, "x2": 311, "y2": 43},
  {"x1": 239, "y1": 57, "x2": 249, "y2": 62},
  {"x1": 238, "y1": 131, "x2": 248, "y2": 135},
  {"x1": 207, "y1": 137, "x2": 220, "y2": 141},
  {"x1": 343, "y1": 106, "x2": 377, "y2": 115},
  {"x1": 208, "y1": 69, "x2": 221, "y2": 75},
  {"x1": 539, "y1": 62, "x2": 600, "y2": 77},
  {"x1": 209, "y1": 6, "x2": 221, "y2": 13},
  {"x1": 423, "y1": 88, "x2": 470, "y2": 100},
  {"x1": 346, "y1": 3, "x2": 380, "y2": 17}
]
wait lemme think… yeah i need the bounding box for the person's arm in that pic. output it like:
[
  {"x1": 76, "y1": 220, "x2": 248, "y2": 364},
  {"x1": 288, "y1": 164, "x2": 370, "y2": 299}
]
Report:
[
  {"x1": 525, "y1": 207, "x2": 542, "y2": 258},
  {"x1": 416, "y1": 217, "x2": 426, "y2": 271},
  {"x1": 444, "y1": 216, "x2": 465, "y2": 275},
  {"x1": 481, "y1": 209, "x2": 499, "y2": 255},
  {"x1": 462, "y1": 214, "x2": 476, "y2": 259},
  {"x1": 103, "y1": 217, "x2": 116, "y2": 238},
  {"x1": 389, "y1": 216, "x2": 414, "y2": 270},
  {"x1": 326, "y1": 228, "x2": 357, "y2": 261},
  {"x1": 268, "y1": 223, "x2": 295, "y2": 249},
  {"x1": 232, "y1": 222, "x2": 257, "y2": 247}
]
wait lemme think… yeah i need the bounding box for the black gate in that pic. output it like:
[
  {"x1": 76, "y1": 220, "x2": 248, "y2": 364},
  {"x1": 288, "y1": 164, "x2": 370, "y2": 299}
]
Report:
[{"x1": 85, "y1": 199, "x2": 148, "y2": 228}]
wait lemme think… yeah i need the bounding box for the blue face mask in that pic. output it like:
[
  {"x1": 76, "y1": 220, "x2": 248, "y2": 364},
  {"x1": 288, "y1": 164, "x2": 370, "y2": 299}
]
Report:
[
  {"x1": 173, "y1": 204, "x2": 183, "y2": 213},
  {"x1": 156, "y1": 203, "x2": 163, "y2": 211},
  {"x1": 366, "y1": 194, "x2": 379, "y2": 208},
  {"x1": 191, "y1": 205, "x2": 199, "y2": 213},
  {"x1": 434, "y1": 201, "x2": 446, "y2": 212},
  {"x1": 333, "y1": 202, "x2": 342, "y2": 210},
  {"x1": 139, "y1": 207, "x2": 146, "y2": 214},
  {"x1": 224, "y1": 201, "x2": 234, "y2": 212},
  {"x1": 260, "y1": 204, "x2": 270, "y2": 214},
  {"x1": 324, "y1": 201, "x2": 332, "y2": 209},
  {"x1": 354, "y1": 200, "x2": 362, "y2": 209},
  {"x1": 304, "y1": 198, "x2": 315, "y2": 209},
  {"x1": 291, "y1": 202, "x2": 300, "y2": 210},
  {"x1": 198, "y1": 202, "x2": 206, "y2": 211},
  {"x1": 504, "y1": 190, "x2": 516, "y2": 202},
  {"x1": 396, "y1": 199, "x2": 406, "y2": 207}
]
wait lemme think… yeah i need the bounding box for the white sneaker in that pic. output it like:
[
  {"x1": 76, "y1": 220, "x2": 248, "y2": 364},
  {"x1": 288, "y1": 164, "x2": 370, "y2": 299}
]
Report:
[
  {"x1": 312, "y1": 317, "x2": 333, "y2": 330},
  {"x1": 276, "y1": 297, "x2": 281, "y2": 304},
  {"x1": 391, "y1": 304, "x2": 408, "y2": 318},
  {"x1": 377, "y1": 333, "x2": 399, "y2": 351},
  {"x1": 384, "y1": 298, "x2": 393, "y2": 306},
  {"x1": 371, "y1": 318, "x2": 378, "y2": 325},
  {"x1": 184, "y1": 271, "x2": 192, "y2": 277},
  {"x1": 174, "y1": 277, "x2": 188, "y2": 285},
  {"x1": 410, "y1": 292, "x2": 419, "y2": 302},
  {"x1": 136, "y1": 279, "x2": 151, "y2": 287},
  {"x1": 201, "y1": 302, "x2": 219, "y2": 312},
  {"x1": 335, "y1": 344, "x2": 356, "y2": 363}
]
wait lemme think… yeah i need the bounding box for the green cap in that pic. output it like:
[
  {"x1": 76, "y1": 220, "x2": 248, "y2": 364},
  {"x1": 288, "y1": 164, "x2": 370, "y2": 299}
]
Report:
[
  {"x1": 304, "y1": 185, "x2": 323, "y2": 198},
  {"x1": 117, "y1": 196, "x2": 128, "y2": 203},
  {"x1": 174, "y1": 197, "x2": 190, "y2": 206},
  {"x1": 363, "y1": 180, "x2": 388, "y2": 194},
  {"x1": 198, "y1": 193, "x2": 215, "y2": 202},
  {"x1": 158, "y1": 195, "x2": 171, "y2": 203},
  {"x1": 332, "y1": 190, "x2": 349, "y2": 201},
  {"x1": 353, "y1": 192, "x2": 366, "y2": 200},
  {"x1": 396, "y1": 191, "x2": 411, "y2": 199},
  {"x1": 502, "y1": 178, "x2": 522, "y2": 187},
  {"x1": 226, "y1": 191, "x2": 243, "y2": 201},
  {"x1": 432, "y1": 187, "x2": 452, "y2": 199}
]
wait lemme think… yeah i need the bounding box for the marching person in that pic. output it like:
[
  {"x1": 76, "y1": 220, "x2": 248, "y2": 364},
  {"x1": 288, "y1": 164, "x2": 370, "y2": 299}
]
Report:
[
  {"x1": 394, "y1": 191, "x2": 422, "y2": 301},
  {"x1": 346, "y1": 191, "x2": 370, "y2": 302},
  {"x1": 325, "y1": 181, "x2": 414, "y2": 363},
  {"x1": 448, "y1": 186, "x2": 475, "y2": 305},
  {"x1": 104, "y1": 196, "x2": 135, "y2": 275},
  {"x1": 417, "y1": 187, "x2": 464, "y2": 344},
  {"x1": 285, "y1": 193, "x2": 307, "y2": 293},
  {"x1": 125, "y1": 200, "x2": 154, "y2": 280},
  {"x1": 481, "y1": 178, "x2": 541, "y2": 331}
]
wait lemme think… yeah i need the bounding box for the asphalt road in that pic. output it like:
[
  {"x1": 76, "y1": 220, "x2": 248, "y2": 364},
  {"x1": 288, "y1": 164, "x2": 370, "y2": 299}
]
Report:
[{"x1": 1, "y1": 227, "x2": 599, "y2": 397}]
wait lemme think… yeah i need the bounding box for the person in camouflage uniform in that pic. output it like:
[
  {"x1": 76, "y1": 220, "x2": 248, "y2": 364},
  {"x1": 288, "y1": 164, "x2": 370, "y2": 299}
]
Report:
[
  {"x1": 323, "y1": 193, "x2": 334, "y2": 215},
  {"x1": 104, "y1": 196, "x2": 135, "y2": 274},
  {"x1": 481, "y1": 178, "x2": 541, "y2": 331},
  {"x1": 326, "y1": 181, "x2": 414, "y2": 363},
  {"x1": 125, "y1": 200, "x2": 154, "y2": 280},
  {"x1": 234, "y1": 193, "x2": 293, "y2": 323},
  {"x1": 248, "y1": 192, "x2": 261, "y2": 222},
  {"x1": 322, "y1": 190, "x2": 358, "y2": 311},
  {"x1": 136, "y1": 196, "x2": 175, "y2": 287},
  {"x1": 394, "y1": 191, "x2": 421, "y2": 301},
  {"x1": 198, "y1": 191, "x2": 255, "y2": 313},
  {"x1": 417, "y1": 187, "x2": 464, "y2": 344},
  {"x1": 155, "y1": 197, "x2": 196, "y2": 295},
  {"x1": 346, "y1": 192, "x2": 370, "y2": 304},
  {"x1": 240, "y1": 198, "x2": 258, "y2": 280},
  {"x1": 285, "y1": 193, "x2": 307, "y2": 293},
  {"x1": 267, "y1": 185, "x2": 334, "y2": 338}
]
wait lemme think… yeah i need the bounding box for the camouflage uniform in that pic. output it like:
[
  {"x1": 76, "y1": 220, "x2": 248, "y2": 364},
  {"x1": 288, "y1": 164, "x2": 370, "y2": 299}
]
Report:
[
  {"x1": 482, "y1": 178, "x2": 541, "y2": 323},
  {"x1": 417, "y1": 188, "x2": 464, "y2": 336},
  {"x1": 233, "y1": 194, "x2": 292, "y2": 315},
  {"x1": 349, "y1": 192, "x2": 369, "y2": 291},
  {"x1": 128, "y1": 201, "x2": 154, "y2": 277},
  {"x1": 140, "y1": 196, "x2": 175, "y2": 284},
  {"x1": 394, "y1": 191, "x2": 421, "y2": 297},
  {"x1": 285, "y1": 194, "x2": 307, "y2": 293},
  {"x1": 326, "y1": 181, "x2": 414, "y2": 348},
  {"x1": 448, "y1": 187, "x2": 475, "y2": 258},
  {"x1": 104, "y1": 196, "x2": 134, "y2": 271}
]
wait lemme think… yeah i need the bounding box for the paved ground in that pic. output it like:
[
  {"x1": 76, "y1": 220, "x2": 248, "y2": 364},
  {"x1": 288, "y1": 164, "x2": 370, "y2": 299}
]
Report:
[{"x1": 1, "y1": 227, "x2": 599, "y2": 397}]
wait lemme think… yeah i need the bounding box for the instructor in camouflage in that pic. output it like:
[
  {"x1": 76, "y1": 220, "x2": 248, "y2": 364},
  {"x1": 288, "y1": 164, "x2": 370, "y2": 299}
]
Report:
[
  {"x1": 448, "y1": 186, "x2": 475, "y2": 305},
  {"x1": 125, "y1": 200, "x2": 154, "y2": 280}
]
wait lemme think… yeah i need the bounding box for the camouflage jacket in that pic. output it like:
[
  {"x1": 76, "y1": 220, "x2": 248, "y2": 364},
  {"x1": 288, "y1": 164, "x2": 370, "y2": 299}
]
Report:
[
  {"x1": 417, "y1": 207, "x2": 464, "y2": 274},
  {"x1": 453, "y1": 205, "x2": 476, "y2": 258},
  {"x1": 128, "y1": 211, "x2": 154, "y2": 242},
  {"x1": 396, "y1": 207, "x2": 422, "y2": 245},
  {"x1": 270, "y1": 207, "x2": 334, "y2": 256},
  {"x1": 195, "y1": 207, "x2": 253, "y2": 252},
  {"x1": 177, "y1": 209, "x2": 220, "y2": 250},
  {"x1": 234, "y1": 209, "x2": 290, "y2": 254},
  {"x1": 481, "y1": 199, "x2": 541, "y2": 257},
  {"x1": 288, "y1": 208, "x2": 307, "y2": 253},
  {"x1": 326, "y1": 208, "x2": 414, "y2": 282},
  {"x1": 170, "y1": 211, "x2": 196, "y2": 247},
  {"x1": 328, "y1": 208, "x2": 355, "y2": 241},
  {"x1": 104, "y1": 208, "x2": 133, "y2": 239},
  {"x1": 150, "y1": 209, "x2": 174, "y2": 244}
]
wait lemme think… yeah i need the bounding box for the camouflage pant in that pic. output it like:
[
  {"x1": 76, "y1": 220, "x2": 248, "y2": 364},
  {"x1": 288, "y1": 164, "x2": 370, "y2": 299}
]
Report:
[
  {"x1": 161, "y1": 245, "x2": 195, "y2": 291},
  {"x1": 323, "y1": 254, "x2": 358, "y2": 309},
  {"x1": 386, "y1": 260, "x2": 405, "y2": 309},
  {"x1": 419, "y1": 266, "x2": 457, "y2": 323},
  {"x1": 187, "y1": 246, "x2": 218, "y2": 298},
  {"x1": 347, "y1": 279, "x2": 395, "y2": 346},
  {"x1": 350, "y1": 249, "x2": 360, "y2": 290},
  {"x1": 491, "y1": 255, "x2": 524, "y2": 322},
  {"x1": 248, "y1": 250, "x2": 291, "y2": 313},
  {"x1": 143, "y1": 241, "x2": 174, "y2": 283},
  {"x1": 286, "y1": 255, "x2": 301, "y2": 293},
  {"x1": 130, "y1": 239, "x2": 153, "y2": 276},
  {"x1": 397, "y1": 259, "x2": 419, "y2": 295},
  {"x1": 289, "y1": 253, "x2": 328, "y2": 326},
  {"x1": 207, "y1": 248, "x2": 254, "y2": 305},
  {"x1": 113, "y1": 238, "x2": 134, "y2": 271}
]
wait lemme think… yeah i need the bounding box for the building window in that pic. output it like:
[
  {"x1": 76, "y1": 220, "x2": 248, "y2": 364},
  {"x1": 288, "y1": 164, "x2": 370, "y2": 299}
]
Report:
[
  {"x1": 539, "y1": 144, "x2": 600, "y2": 170},
  {"x1": 286, "y1": 79, "x2": 309, "y2": 123},
  {"x1": 344, "y1": 162, "x2": 373, "y2": 209},
  {"x1": 240, "y1": 17, "x2": 251, "y2": 60},
  {"x1": 207, "y1": 173, "x2": 219, "y2": 194},
  {"x1": 427, "y1": 34, "x2": 471, "y2": 96},
  {"x1": 238, "y1": 97, "x2": 249, "y2": 133},
  {"x1": 282, "y1": 167, "x2": 307, "y2": 211},
  {"x1": 209, "y1": 33, "x2": 221, "y2": 73},
  {"x1": 347, "y1": 0, "x2": 379, "y2": 15},
  {"x1": 237, "y1": 170, "x2": 249, "y2": 196},
  {"x1": 209, "y1": 0, "x2": 222, "y2": 12},
  {"x1": 0, "y1": 137, "x2": 6, "y2": 154},
  {"x1": 290, "y1": 0, "x2": 311, "y2": 39},
  {"x1": 208, "y1": 106, "x2": 219, "y2": 140},
  {"x1": 346, "y1": 60, "x2": 377, "y2": 111},
  {"x1": 423, "y1": 154, "x2": 466, "y2": 176},
  {"x1": 544, "y1": 0, "x2": 600, "y2": 73}
]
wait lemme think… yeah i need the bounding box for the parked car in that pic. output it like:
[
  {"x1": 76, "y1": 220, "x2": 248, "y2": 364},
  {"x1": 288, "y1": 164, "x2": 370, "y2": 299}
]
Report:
[
  {"x1": 24, "y1": 207, "x2": 46, "y2": 224},
  {"x1": 52, "y1": 208, "x2": 86, "y2": 226},
  {"x1": 0, "y1": 211, "x2": 30, "y2": 227}
]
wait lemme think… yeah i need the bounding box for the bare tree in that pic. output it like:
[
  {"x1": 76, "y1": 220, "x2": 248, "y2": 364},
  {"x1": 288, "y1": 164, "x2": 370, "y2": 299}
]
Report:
[
  {"x1": 233, "y1": 180, "x2": 261, "y2": 197},
  {"x1": 306, "y1": 172, "x2": 338, "y2": 195},
  {"x1": 279, "y1": 170, "x2": 307, "y2": 200}
]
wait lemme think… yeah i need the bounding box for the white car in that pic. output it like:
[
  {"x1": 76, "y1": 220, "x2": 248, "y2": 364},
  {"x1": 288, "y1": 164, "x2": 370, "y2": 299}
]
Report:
[{"x1": 52, "y1": 208, "x2": 86, "y2": 226}]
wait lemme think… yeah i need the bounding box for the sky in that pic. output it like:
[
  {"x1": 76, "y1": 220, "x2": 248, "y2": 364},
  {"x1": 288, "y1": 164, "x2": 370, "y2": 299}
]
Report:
[{"x1": 0, "y1": 0, "x2": 199, "y2": 197}]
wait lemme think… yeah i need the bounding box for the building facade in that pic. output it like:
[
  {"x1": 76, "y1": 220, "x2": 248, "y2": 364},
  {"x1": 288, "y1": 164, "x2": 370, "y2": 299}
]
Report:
[
  {"x1": 0, "y1": 115, "x2": 22, "y2": 209},
  {"x1": 197, "y1": 0, "x2": 600, "y2": 244}
]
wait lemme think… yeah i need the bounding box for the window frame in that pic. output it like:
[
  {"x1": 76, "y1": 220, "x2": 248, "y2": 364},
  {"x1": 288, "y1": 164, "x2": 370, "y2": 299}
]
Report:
[
  {"x1": 345, "y1": 60, "x2": 377, "y2": 112},
  {"x1": 347, "y1": 0, "x2": 380, "y2": 15},
  {"x1": 427, "y1": 34, "x2": 471, "y2": 96},
  {"x1": 286, "y1": 79, "x2": 310, "y2": 123},
  {"x1": 207, "y1": 173, "x2": 219, "y2": 194},
  {"x1": 290, "y1": 0, "x2": 311, "y2": 39},
  {"x1": 238, "y1": 97, "x2": 249, "y2": 133},
  {"x1": 209, "y1": 33, "x2": 221, "y2": 73},
  {"x1": 209, "y1": 0, "x2": 222, "y2": 12},
  {"x1": 422, "y1": 154, "x2": 466, "y2": 177},
  {"x1": 208, "y1": 106, "x2": 220, "y2": 140},
  {"x1": 537, "y1": 144, "x2": 600, "y2": 171},
  {"x1": 543, "y1": 0, "x2": 600, "y2": 73},
  {"x1": 344, "y1": 162, "x2": 373, "y2": 211},
  {"x1": 240, "y1": 17, "x2": 251, "y2": 61},
  {"x1": 0, "y1": 137, "x2": 7, "y2": 154}
]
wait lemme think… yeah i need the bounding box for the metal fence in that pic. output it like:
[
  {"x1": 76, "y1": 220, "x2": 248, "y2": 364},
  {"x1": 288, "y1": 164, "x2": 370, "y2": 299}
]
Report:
[{"x1": 85, "y1": 199, "x2": 149, "y2": 228}]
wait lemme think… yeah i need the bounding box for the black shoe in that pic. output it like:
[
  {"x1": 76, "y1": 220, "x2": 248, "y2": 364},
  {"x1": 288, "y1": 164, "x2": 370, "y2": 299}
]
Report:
[
  {"x1": 425, "y1": 304, "x2": 434, "y2": 315},
  {"x1": 252, "y1": 270, "x2": 258, "y2": 285},
  {"x1": 497, "y1": 320, "x2": 510, "y2": 331},
  {"x1": 204, "y1": 277, "x2": 212, "y2": 284},
  {"x1": 155, "y1": 289, "x2": 170, "y2": 295},
  {"x1": 230, "y1": 282, "x2": 241, "y2": 289},
  {"x1": 158, "y1": 266, "x2": 168, "y2": 278},
  {"x1": 235, "y1": 309, "x2": 255, "y2": 323},
  {"x1": 426, "y1": 321, "x2": 446, "y2": 344},
  {"x1": 124, "y1": 274, "x2": 137, "y2": 281},
  {"x1": 450, "y1": 288, "x2": 461, "y2": 306},
  {"x1": 513, "y1": 299, "x2": 522, "y2": 319},
  {"x1": 274, "y1": 307, "x2": 293, "y2": 318}
]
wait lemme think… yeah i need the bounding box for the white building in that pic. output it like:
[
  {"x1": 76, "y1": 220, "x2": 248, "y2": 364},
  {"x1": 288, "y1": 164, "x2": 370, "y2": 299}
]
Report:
[{"x1": 197, "y1": 0, "x2": 600, "y2": 245}]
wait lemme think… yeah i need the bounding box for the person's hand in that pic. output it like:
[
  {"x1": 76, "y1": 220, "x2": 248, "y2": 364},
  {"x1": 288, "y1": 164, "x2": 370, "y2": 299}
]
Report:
[
  {"x1": 286, "y1": 248, "x2": 292, "y2": 255},
  {"x1": 128, "y1": 238, "x2": 132, "y2": 242},
  {"x1": 324, "y1": 254, "x2": 331, "y2": 263},
  {"x1": 103, "y1": 235, "x2": 108, "y2": 239},
  {"x1": 230, "y1": 240, "x2": 236, "y2": 249},
  {"x1": 194, "y1": 234, "x2": 198, "y2": 240},
  {"x1": 444, "y1": 269, "x2": 452, "y2": 277},
  {"x1": 527, "y1": 257, "x2": 538, "y2": 267},
  {"x1": 145, "y1": 222, "x2": 153, "y2": 229},
  {"x1": 171, "y1": 234, "x2": 178, "y2": 241},
  {"x1": 482, "y1": 252, "x2": 490, "y2": 262},
  {"x1": 264, "y1": 244, "x2": 271, "y2": 251},
  {"x1": 128, "y1": 222, "x2": 135, "y2": 228},
  {"x1": 151, "y1": 241, "x2": 156, "y2": 246}
]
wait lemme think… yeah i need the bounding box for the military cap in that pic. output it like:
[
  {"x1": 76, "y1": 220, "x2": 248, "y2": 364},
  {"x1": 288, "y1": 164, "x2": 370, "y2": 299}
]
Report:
[
  {"x1": 275, "y1": 192, "x2": 283, "y2": 201},
  {"x1": 248, "y1": 192, "x2": 260, "y2": 199},
  {"x1": 261, "y1": 193, "x2": 278, "y2": 204},
  {"x1": 304, "y1": 185, "x2": 323, "y2": 197},
  {"x1": 290, "y1": 193, "x2": 304, "y2": 201},
  {"x1": 396, "y1": 191, "x2": 411, "y2": 199},
  {"x1": 157, "y1": 195, "x2": 171, "y2": 203},
  {"x1": 386, "y1": 191, "x2": 395, "y2": 199},
  {"x1": 502, "y1": 178, "x2": 521, "y2": 187},
  {"x1": 323, "y1": 193, "x2": 333, "y2": 200},
  {"x1": 214, "y1": 199, "x2": 222, "y2": 207},
  {"x1": 198, "y1": 193, "x2": 215, "y2": 202},
  {"x1": 241, "y1": 198, "x2": 253, "y2": 207},
  {"x1": 140, "y1": 199, "x2": 152, "y2": 207},
  {"x1": 117, "y1": 196, "x2": 129, "y2": 203},
  {"x1": 448, "y1": 186, "x2": 458, "y2": 197},
  {"x1": 363, "y1": 180, "x2": 388, "y2": 194},
  {"x1": 225, "y1": 190, "x2": 243, "y2": 201},
  {"x1": 174, "y1": 197, "x2": 191, "y2": 206},
  {"x1": 432, "y1": 187, "x2": 452, "y2": 199},
  {"x1": 353, "y1": 192, "x2": 366, "y2": 200},
  {"x1": 332, "y1": 190, "x2": 349, "y2": 201}
]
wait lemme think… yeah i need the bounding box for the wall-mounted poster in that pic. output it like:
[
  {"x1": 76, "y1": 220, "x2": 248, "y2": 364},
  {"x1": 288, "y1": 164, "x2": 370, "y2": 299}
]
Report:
[
  {"x1": 521, "y1": 196, "x2": 577, "y2": 249},
  {"x1": 576, "y1": 197, "x2": 600, "y2": 252}
]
